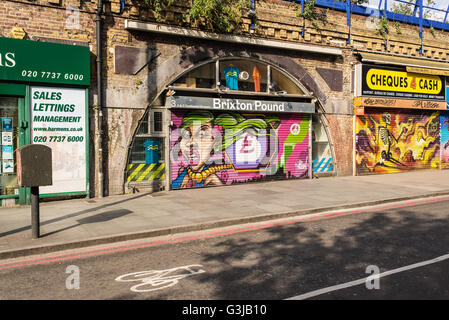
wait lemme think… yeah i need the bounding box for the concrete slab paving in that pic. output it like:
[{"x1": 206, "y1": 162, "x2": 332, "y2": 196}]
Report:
[{"x1": 1, "y1": 170, "x2": 449, "y2": 259}]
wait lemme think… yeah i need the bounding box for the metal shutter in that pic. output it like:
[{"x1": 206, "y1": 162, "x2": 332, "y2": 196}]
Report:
[
  {"x1": 355, "y1": 108, "x2": 440, "y2": 175},
  {"x1": 170, "y1": 109, "x2": 310, "y2": 189}
]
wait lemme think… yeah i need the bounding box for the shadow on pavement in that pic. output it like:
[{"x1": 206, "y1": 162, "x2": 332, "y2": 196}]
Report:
[
  {"x1": 41, "y1": 209, "x2": 134, "y2": 238},
  {"x1": 0, "y1": 193, "x2": 149, "y2": 238}
]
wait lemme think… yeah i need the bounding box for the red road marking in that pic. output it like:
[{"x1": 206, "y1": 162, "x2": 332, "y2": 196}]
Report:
[{"x1": 1, "y1": 195, "x2": 449, "y2": 271}]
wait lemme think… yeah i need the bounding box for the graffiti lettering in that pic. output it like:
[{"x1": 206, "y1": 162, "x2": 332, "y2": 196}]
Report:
[
  {"x1": 363, "y1": 98, "x2": 397, "y2": 106},
  {"x1": 412, "y1": 100, "x2": 440, "y2": 109}
]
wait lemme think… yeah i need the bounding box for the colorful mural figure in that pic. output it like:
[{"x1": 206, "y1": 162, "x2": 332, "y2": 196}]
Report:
[
  {"x1": 356, "y1": 109, "x2": 440, "y2": 175},
  {"x1": 170, "y1": 110, "x2": 309, "y2": 189},
  {"x1": 440, "y1": 113, "x2": 449, "y2": 169},
  {"x1": 373, "y1": 112, "x2": 407, "y2": 170}
]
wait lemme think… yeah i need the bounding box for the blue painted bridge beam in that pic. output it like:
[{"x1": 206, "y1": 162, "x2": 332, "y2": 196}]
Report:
[
  {"x1": 289, "y1": 0, "x2": 449, "y2": 31},
  {"x1": 288, "y1": 0, "x2": 449, "y2": 55}
]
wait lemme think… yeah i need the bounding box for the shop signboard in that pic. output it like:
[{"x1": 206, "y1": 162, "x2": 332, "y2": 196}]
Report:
[
  {"x1": 354, "y1": 97, "x2": 447, "y2": 110},
  {"x1": 0, "y1": 37, "x2": 90, "y2": 86},
  {"x1": 167, "y1": 96, "x2": 315, "y2": 114},
  {"x1": 355, "y1": 64, "x2": 445, "y2": 101},
  {"x1": 30, "y1": 86, "x2": 87, "y2": 194}
]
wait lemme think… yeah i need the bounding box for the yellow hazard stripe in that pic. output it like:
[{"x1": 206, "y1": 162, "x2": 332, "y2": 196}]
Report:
[
  {"x1": 136, "y1": 163, "x2": 157, "y2": 182},
  {"x1": 148, "y1": 163, "x2": 165, "y2": 181},
  {"x1": 126, "y1": 163, "x2": 165, "y2": 182},
  {"x1": 127, "y1": 164, "x2": 145, "y2": 182}
]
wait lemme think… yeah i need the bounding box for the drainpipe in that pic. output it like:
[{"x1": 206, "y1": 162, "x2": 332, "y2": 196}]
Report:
[{"x1": 95, "y1": 0, "x2": 104, "y2": 198}]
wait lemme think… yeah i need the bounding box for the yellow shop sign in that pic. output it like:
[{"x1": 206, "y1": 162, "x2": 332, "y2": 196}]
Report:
[{"x1": 366, "y1": 68, "x2": 442, "y2": 94}]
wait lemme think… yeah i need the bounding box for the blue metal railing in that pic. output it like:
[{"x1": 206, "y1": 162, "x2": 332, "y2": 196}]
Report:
[{"x1": 289, "y1": 0, "x2": 449, "y2": 54}]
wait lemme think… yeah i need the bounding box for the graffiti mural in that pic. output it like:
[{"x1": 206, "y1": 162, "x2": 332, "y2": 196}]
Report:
[
  {"x1": 355, "y1": 109, "x2": 440, "y2": 175},
  {"x1": 441, "y1": 112, "x2": 449, "y2": 169},
  {"x1": 170, "y1": 110, "x2": 310, "y2": 189}
]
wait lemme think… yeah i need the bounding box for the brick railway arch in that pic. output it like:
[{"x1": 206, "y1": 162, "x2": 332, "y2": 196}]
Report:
[{"x1": 124, "y1": 47, "x2": 336, "y2": 193}]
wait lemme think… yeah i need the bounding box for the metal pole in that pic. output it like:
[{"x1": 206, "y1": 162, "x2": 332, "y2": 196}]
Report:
[
  {"x1": 346, "y1": 0, "x2": 351, "y2": 44},
  {"x1": 301, "y1": 0, "x2": 305, "y2": 38},
  {"x1": 444, "y1": 5, "x2": 449, "y2": 24},
  {"x1": 384, "y1": 0, "x2": 388, "y2": 50},
  {"x1": 96, "y1": 0, "x2": 104, "y2": 198},
  {"x1": 250, "y1": 0, "x2": 255, "y2": 32},
  {"x1": 31, "y1": 186, "x2": 40, "y2": 239},
  {"x1": 419, "y1": 0, "x2": 423, "y2": 54}
]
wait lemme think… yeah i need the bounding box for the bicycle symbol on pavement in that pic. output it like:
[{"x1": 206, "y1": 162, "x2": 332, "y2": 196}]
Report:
[{"x1": 115, "y1": 264, "x2": 205, "y2": 293}]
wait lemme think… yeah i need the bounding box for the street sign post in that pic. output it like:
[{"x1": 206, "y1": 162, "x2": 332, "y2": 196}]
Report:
[{"x1": 16, "y1": 144, "x2": 52, "y2": 239}]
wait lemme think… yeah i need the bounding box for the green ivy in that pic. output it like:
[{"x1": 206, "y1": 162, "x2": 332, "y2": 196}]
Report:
[
  {"x1": 376, "y1": 15, "x2": 389, "y2": 43},
  {"x1": 297, "y1": 0, "x2": 369, "y2": 32},
  {"x1": 189, "y1": 0, "x2": 251, "y2": 34},
  {"x1": 135, "y1": 0, "x2": 175, "y2": 21},
  {"x1": 394, "y1": 21, "x2": 402, "y2": 35},
  {"x1": 135, "y1": 0, "x2": 251, "y2": 34},
  {"x1": 296, "y1": 0, "x2": 328, "y2": 32},
  {"x1": 351, "y1": 0, "x2": 369, "y2": 4}
]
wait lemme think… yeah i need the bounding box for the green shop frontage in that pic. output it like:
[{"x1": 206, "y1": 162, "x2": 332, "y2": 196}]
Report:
[{"x1": 0, "y1": 37, "x2": 90, "y2": 205}]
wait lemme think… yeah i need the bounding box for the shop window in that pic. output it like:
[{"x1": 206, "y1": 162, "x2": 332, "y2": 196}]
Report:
[
  {"x1": 220, "y1": 60, "x2": 268, "y2": 92},
  {"x1": 172, "y1": 62, "x2": 216, "y2": 89},
  {"x1": 0, "y1": 97, "x2": 19, "y2": 196},
  {"x1": 129, "y1": 137, "x2": 146, "y2": 164},
  {"x1": 126, "y1": 106, "x2": 166, "y2": 185},
  {"x1": 270, "y1": 68, "x2": 304, "y2": 95},
  {"x1": 129, "y1": 137, "x2": 164, "y2": 164},
  {"x1": 170, "y1": 58, "x2": 306, "y2": 95},
  {"x1": 136, "y1": 110, "x2": 164, "y2": 135},
  {"x1": 153, "y1": 111, "x2": 163, "y2": 133},
  {"x1": 136, "y1": 119, "x2": 149, "y2": 135},
  {"x1": 312, "y1": 114, "x2": 334, "y2": 174},
  {"x1": 126, "y1": 136, "x2": 165, "y2": 183}
]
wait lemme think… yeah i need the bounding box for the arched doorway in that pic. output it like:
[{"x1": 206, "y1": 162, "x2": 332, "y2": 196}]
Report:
[{"x1": 125, "y1": 57, "x2": 335, "y2": 192}]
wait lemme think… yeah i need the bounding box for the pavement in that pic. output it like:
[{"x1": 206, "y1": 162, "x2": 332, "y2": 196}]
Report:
[{"x1": 1, "y1": 169, "x2": 449, "y2": 260}]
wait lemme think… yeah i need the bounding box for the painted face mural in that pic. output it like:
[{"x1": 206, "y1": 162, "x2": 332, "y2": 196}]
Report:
[
  {"x1": 355, "y1": 109, "x2": 440, "y2": 175},
  {"x1": 170, "y1": 110, "x2": 310, "y2": 189}
]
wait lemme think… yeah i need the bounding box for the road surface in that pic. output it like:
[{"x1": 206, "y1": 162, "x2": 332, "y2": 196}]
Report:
[{"x1": 1, "y1": 196, "x2": 449, "y2": 302}]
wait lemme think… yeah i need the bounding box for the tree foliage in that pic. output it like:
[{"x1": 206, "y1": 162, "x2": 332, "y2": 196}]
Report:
[
  {"x1": 137, "y1": 0, "x2": 175, "y2": 21},
  {"x1": 391, "y1": 0, "x2": 436, "y2": 19},
  {"x1": 136, "y1": 0, "x2": 251, "y2": 34},
  {"x1": 296, "y1": 0, "x2": 328, "y2": 31},
  {"x1": 351, "y1": 0, "x2": 369, "y2": 4},
  {"x1": 297, "y1": 0, "x2": 369, "y2": 31}
]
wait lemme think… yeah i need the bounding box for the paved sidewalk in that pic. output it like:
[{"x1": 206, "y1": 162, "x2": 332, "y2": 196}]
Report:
[{"x1": 1, "y1": 170, "x2": 449, "y2": 259}]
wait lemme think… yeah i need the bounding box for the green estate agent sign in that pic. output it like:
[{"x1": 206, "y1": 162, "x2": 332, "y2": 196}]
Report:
[{"x1": 0, "y1": 37, "x2": 90, "y2": 86}]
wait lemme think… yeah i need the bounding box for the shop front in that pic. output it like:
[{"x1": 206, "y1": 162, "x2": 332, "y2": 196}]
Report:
[
  {"x1": 0, "y1": 37, "x2": 90, "y2": 205},
  {"x1": 126, "y1": 58, "x2": 321, "y2": 191},
  {"x1": 168, "y1": 95, "x2": 314, "y2": 189},
  {"x1": 441, "y1": 87, "x2": 449, "y2": 169},
  {"x1": 354, "y1": 62, "x2": 446, "y2": 175}
]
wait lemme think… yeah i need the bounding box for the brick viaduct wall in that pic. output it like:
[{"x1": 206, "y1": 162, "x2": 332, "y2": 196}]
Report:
[{"x1": 2, "y1": 0, "x2": 449, "y2": 196}]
